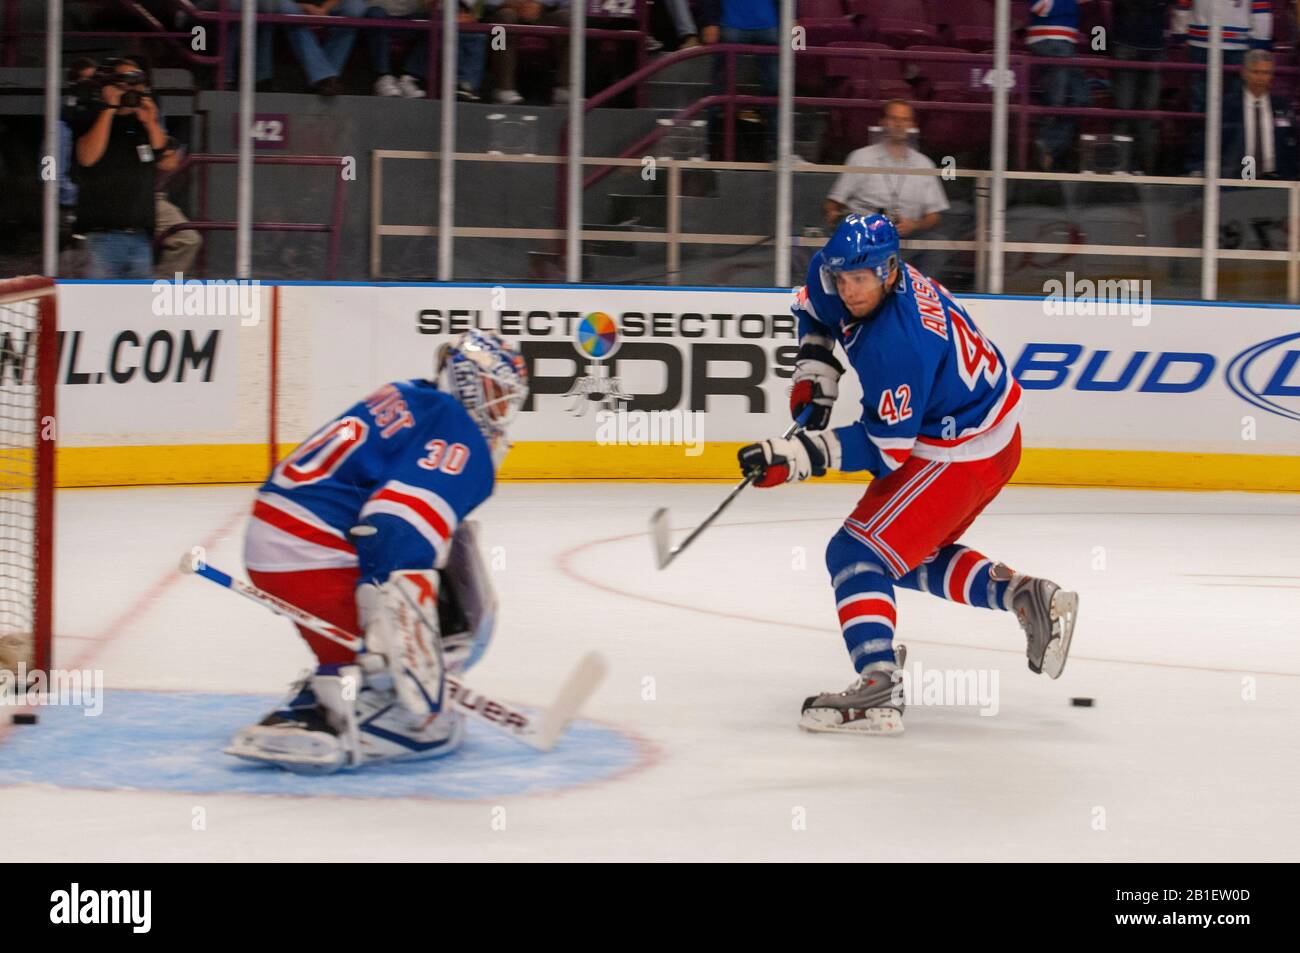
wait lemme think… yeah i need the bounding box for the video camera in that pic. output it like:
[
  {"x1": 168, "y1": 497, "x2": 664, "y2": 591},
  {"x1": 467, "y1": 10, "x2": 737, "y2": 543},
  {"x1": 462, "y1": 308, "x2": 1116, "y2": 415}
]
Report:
[{"x1": 68, "y1": 58, "x2": 152, "y2": 111}]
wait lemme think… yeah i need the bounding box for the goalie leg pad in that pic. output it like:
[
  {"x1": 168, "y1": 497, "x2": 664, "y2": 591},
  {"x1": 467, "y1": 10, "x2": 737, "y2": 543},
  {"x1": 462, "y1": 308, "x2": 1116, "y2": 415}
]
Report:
[{"x1": 357, "y1": 569, "x2": 446, "y2": 716}]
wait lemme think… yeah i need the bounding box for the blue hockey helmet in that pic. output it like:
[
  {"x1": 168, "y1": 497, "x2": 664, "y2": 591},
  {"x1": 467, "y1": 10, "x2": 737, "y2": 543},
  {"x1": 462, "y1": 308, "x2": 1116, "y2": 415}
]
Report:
[
  {"x1": 436, "y1": 329, "x2": 529, "y2": 453},
  {"x1": 818, "y1": 213, "x2": 901, "y2": 296}
]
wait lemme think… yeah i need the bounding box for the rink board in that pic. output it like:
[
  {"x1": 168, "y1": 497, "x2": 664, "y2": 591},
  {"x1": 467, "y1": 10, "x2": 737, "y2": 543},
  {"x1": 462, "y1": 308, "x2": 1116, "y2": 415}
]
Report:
[{"x1": 46, "y1": 281, "x2": 1300, "y2": 491}]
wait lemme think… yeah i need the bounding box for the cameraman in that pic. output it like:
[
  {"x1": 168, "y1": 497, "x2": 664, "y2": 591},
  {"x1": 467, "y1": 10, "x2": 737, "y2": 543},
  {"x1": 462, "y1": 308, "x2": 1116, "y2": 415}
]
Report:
[{"x1": 68, "y1": 57, "x2": 171, "y2": 279}]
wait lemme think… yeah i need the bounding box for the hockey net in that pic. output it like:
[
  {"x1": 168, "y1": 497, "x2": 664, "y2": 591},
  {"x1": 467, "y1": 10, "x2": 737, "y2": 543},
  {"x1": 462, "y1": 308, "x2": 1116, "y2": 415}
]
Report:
[{"x1": 0, "y1": 277, "x2": 56, "y2": 679}]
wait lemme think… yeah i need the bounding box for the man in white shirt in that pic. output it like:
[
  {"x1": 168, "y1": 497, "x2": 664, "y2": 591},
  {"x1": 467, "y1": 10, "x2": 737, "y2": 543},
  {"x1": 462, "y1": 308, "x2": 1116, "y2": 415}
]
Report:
[
  {"x1": 822, "y1": 100, "x2": 950, "y2": 238},
  {"x1": 1223, "y1": 49, "x2": 1297, "y2": 180}
]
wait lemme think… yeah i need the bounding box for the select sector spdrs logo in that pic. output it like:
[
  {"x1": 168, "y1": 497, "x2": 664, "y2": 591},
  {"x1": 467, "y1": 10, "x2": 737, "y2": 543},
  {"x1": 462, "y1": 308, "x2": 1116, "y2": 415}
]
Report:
[
  {"x1": 576, "y1": 310, "x2": 620, "y2": 361},
  {"x1": 1227, "y1": 331, "x2": 1300, "y2": 423},
  {"x1": 562, "y1": 311, "x2": 631, "y2": 414},
  {"x1": 49, "y1": 883, "x2": 151, "y2": 933}
]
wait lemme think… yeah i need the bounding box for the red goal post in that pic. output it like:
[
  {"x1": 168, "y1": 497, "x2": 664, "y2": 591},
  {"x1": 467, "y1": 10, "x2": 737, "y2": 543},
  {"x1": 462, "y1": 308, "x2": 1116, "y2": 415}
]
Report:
[{"x1": 0, "y1": 276, "x2": 57, "y2": 677}]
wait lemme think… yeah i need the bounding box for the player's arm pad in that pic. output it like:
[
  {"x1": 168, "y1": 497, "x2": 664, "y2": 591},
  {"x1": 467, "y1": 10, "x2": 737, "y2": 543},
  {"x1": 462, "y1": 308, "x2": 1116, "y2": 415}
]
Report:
[{"x1": 357, "y1": 569, "x2": 446, "y2": 716}]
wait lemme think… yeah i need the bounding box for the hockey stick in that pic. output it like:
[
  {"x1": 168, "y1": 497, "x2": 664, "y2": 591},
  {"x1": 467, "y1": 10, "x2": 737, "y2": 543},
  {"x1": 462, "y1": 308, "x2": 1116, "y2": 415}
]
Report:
[
  {"x1": 178, "y1": 552, "x2": 607, "y2": 752},
  {"x1": 650, "y1": 410, "x2": 811, "y2": 570}
]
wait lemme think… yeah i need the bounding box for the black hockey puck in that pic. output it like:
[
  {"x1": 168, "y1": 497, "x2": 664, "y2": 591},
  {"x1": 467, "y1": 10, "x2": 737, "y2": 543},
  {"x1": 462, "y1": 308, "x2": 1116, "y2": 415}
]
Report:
[
  {"x1": 1070, "y1": 697, "x2": 1094, "y2": 707},
  {"x1": 11, "y1": 713, "x2": 37, "y2": 725}
]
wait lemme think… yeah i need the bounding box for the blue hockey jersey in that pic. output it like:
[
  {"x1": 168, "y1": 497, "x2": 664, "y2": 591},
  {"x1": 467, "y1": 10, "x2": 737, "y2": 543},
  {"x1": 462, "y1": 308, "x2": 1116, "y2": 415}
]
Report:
[
  {"x1": 1025, "y1": 0, "x2": 1081, "y2": 46},
  {"x1": 793, "y1": 257, "x2": 1023, "y2": 478},
  {"x1": 245, "y1": 380, "x2": 495, "y2": 584}
]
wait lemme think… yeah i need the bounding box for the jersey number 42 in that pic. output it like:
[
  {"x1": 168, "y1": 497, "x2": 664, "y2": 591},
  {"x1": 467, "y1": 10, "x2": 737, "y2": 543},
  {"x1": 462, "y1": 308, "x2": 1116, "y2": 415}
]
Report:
[{"x1": 949, "y1": 307, "x2": 1003, "y2": 390}]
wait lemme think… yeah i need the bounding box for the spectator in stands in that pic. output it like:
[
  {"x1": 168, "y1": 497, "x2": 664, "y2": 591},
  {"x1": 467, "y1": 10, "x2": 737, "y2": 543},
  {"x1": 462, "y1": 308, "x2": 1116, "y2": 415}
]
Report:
[
  {"x1": 661, "y1": 0, "x2": 702, "y2": 50},
  {"x1": 207, "y1": 0, "x2": 370, "y2": 96},
  {"x1": 1222, "y1": 49, "x2": 1297, "y2": 179},
  {"x1": 698, "y1": 0, "x2": 779, "y2": 157},
  {"x1": 365, "y1": 1, "x2": 489, "y2": 100},
  {"x1": 60, "y1": 59, "x2": 98, "y2": 216},
  {"x1": 68, "y1": 57, "x2": 173, "y2": 279},
  {"x1": 58, "y1": 58, "x2": 99, "y2": 275},
  {"x1": 822, "y1": 100, "x2": 949, "y2": 239},
  {"x1": 1026, "y1": 0, "x2": 1091, "y2": 171},
  {"x1": 484, "y1": 0, "x2": 572, "y2": 105},
  {"x1": 1174, "y1": 0, "x2": 1272, "y2": 109},
  {"x1": 154, "y1": 137, "x2": 202, "y2": 279},
  {"x1": 1110, "y1": 1, "x2": 1172, "y2": 175}
]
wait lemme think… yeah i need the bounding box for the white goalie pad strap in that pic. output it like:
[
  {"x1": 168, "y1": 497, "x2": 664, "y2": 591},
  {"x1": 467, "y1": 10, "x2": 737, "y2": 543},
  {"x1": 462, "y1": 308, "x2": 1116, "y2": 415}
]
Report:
[
  {"x1": 440, "y1": 521, "x2": 497, "y2": 672},
  {"x1": 358, "y1": 570, "x2": 445, "y2": 716},
  {"x1": 311, "y1": 664, "x2": 363, "y2": 768}
]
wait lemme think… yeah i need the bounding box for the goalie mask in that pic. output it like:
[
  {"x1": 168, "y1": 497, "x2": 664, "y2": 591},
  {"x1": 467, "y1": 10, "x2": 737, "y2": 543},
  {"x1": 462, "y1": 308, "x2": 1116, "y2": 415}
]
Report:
[{"x1": 435, "y1": 330, "x2": 528, "y2": 464}]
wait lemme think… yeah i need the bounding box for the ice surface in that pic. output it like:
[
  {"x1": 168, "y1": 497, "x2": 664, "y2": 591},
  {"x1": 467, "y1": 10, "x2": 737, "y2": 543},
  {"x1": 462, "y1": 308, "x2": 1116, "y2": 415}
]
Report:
[{"x1": 2, "y1": 482, "x2": 1297, "y2": 861}]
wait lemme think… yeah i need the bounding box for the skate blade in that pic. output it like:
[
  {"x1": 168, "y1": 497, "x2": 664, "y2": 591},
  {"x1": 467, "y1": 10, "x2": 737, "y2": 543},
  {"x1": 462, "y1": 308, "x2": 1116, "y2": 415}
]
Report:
[
  {"x1": 1042, "y1": 590, "x2": 1079, "y2": 679},
  {"x1": 799, "y1": 707, "x2": 905, "y2": 736},
  {"x1": 224, "y1": 728, "x2": 346, "y2": 774}
]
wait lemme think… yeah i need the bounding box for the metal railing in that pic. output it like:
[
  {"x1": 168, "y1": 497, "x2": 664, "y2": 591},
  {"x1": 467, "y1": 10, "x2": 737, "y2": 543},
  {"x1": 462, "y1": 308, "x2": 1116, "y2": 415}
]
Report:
[
  {"x1": 1, "y1": 0, "x2": 646, "y2": 92},
  {"x1": 572, "y1": 42, "x2": 1299, "y2": 168},
  {"x1": 159, "y1": 153, "x2": 350, "y2": 278},
  {"x1": 372, "y1": 150, "x2": 1300, "y2": 300}
]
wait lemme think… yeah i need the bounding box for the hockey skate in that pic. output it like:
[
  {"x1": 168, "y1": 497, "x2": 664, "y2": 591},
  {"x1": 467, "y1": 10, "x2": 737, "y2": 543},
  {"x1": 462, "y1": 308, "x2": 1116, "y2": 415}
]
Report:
[
  {"x1": 1008, "y1": 575, "x2": 1078, "y2": 678},
  {"x1": 226, "y1": 664, "x2": 464, "y2": 774},
  {"x1": 799, "y1": 645, "x2": 907, "y2": 735}
]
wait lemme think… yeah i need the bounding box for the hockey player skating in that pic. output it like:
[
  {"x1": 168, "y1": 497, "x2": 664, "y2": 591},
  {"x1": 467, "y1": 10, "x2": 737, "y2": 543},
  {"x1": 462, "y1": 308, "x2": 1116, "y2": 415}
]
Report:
[
  {"x1": 738, "y1": 214, "x2": 1078, "y2": 735},
  {"x1": 227, "y1": 330, "x2": 529, "y2": 772}
]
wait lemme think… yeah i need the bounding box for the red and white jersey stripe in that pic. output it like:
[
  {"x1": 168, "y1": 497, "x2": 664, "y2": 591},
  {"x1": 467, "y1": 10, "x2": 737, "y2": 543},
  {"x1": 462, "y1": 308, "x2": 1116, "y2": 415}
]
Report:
[
  {"x1": 914, "y1": 378, "x2": 1022, "y2": 463},
  {"x1": 1025, "y1": 25, "x2": 1081, "y2": 44},
  {"x1": 245, "y1": 492, "x2": 359, "y2": 572},
  {"x1": 359, "y1": 479, "x2": 459, "y2": 568},
  {"x1": 868, "y1": 432, "x2": 917, "y2": 473}
]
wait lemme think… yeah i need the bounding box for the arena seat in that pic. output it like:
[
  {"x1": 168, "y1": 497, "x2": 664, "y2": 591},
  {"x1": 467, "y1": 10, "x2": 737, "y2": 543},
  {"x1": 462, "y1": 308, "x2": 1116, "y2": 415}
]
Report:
[
  {"x1": 936, "y1": 0, "x2": 996, "y2": 52},
  {"x1": 907, "y1": 45, "x2": 986, "y2": 102},
  {"x1": 847, "y1": 0, "x2": 941, "y2": 47},
  {"x1": 798, "y1": 0, "x2": 848, "y2": 19},
  {"x1": 800, "y1": 17, "x2": 862, "y2": 49}
]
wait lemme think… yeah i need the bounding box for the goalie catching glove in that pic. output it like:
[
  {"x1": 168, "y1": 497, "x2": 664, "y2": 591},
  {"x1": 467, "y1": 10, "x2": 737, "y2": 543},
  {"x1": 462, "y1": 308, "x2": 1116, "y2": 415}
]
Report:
[
  {"x1": 788, "y1": 336, "x2": 843, "y2": 431},
  {"x1": 738, "y1": 430, "x2": 841, "y2": 487}
]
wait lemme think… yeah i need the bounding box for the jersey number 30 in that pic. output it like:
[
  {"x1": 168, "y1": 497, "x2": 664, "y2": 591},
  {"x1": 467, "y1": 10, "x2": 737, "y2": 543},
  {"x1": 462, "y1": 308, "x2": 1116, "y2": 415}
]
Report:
[
  {"x1": 950, "y1": 307, "x2": 1003, "y2": 390},
  {"x1": 273, "y1": 417, "x2": 368, "y2": 487},
  {"x1": 418, "y1": 440, "x2": 469, "y2": 474}
]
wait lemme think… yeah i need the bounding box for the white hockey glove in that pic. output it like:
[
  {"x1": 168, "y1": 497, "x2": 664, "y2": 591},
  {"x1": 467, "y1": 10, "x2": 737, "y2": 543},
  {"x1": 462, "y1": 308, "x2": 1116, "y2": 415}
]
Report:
[
  {"x1": 789, "y1": 335, "x2": 843, "y2": 431},
  {"x1": 738, "y1": 430, "x2": 841, "y2": 487},
  {"x1": 356, "y1": 569, "x2": 446, "y2": 716}
]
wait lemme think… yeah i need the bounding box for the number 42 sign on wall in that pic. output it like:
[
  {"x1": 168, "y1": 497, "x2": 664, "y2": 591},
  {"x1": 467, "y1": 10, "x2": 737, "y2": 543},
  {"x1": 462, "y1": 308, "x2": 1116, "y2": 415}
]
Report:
[{"x1": 234, "y1": 114, "x2": 290, "y2": 150}]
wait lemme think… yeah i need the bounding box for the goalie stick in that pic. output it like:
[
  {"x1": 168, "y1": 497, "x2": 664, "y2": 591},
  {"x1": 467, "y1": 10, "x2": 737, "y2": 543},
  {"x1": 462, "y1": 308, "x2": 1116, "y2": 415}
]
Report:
[
  {"x1": 650, "y1": 408, "x2": 812, "y2": 570},
  {"x1": 178, "y1": 552, "x2": 606, "y2": 752}
]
